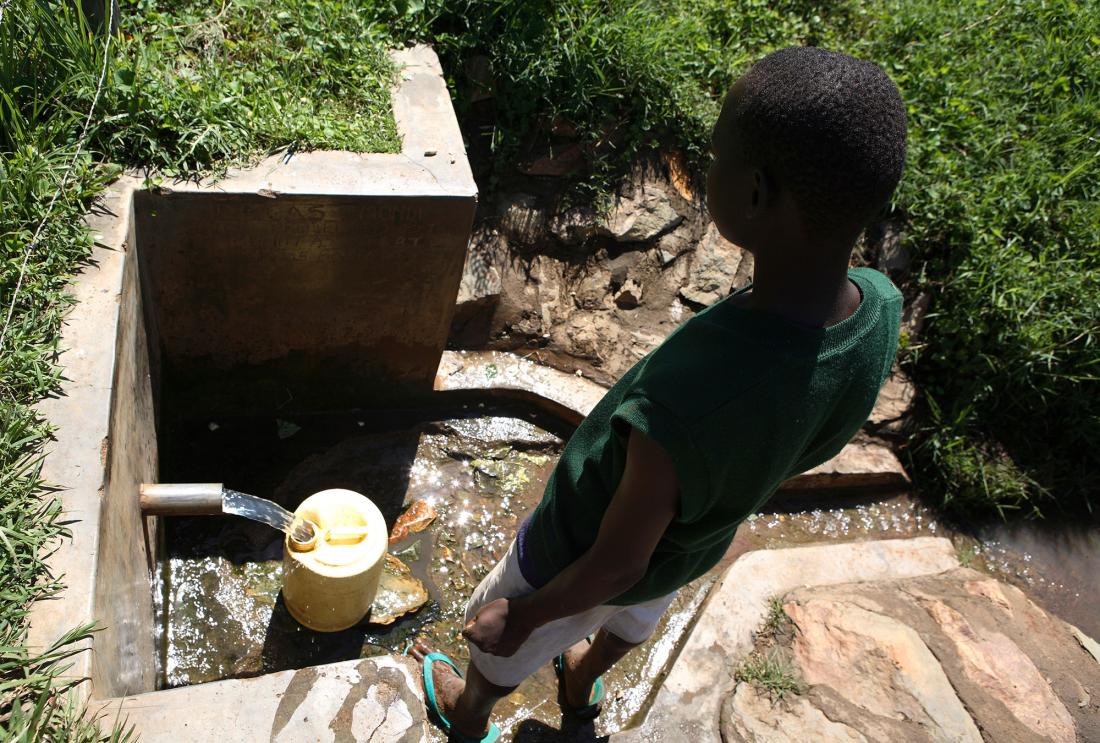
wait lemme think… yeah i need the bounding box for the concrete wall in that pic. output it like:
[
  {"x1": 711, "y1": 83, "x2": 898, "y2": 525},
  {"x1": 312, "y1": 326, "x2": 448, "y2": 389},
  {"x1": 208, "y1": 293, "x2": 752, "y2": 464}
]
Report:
[
  {"x1": 29, "y1": 45, "x2": 476, "y2": 703},
  {"x1": 134, "y1": 192, "x2": 473, "y2": 417},
  {"x1": 134, "y1": 45, "x2": 477, "y2": 419},
  {"x1": 94, "y1": 222, "x2": 159, "y2": 696},
  {"x1": 28, "y1": 175, "x2": 158, "y2": 699}
]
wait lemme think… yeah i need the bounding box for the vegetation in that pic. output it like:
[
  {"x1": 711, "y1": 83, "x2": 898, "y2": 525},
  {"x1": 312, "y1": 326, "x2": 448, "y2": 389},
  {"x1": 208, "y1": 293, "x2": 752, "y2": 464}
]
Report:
[
  {"x1": 1, "y1": 0, "x2": 396, "y2": 735},
  {"x1": 387, "y1": 0, "x2": 1100, "y2": 518},
  {"x1": 736, "y1": 648, "x2": 802, "y2": 700},
  {"x1": 1, "y1": 0, "x2": 1095, "y2": 734}
]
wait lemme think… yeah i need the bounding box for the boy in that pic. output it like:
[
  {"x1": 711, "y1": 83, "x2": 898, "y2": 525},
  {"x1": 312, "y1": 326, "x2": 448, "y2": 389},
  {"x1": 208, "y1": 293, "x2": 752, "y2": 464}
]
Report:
[{"x1": 411, "y1": 46, "x2": 908, "y2": 741}]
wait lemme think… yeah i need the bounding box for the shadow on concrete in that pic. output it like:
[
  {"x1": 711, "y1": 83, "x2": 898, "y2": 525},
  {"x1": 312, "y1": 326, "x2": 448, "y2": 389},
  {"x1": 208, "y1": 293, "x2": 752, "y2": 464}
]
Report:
[{"x1": 512, "y1": 718, "x2": 610, "y2": 742}]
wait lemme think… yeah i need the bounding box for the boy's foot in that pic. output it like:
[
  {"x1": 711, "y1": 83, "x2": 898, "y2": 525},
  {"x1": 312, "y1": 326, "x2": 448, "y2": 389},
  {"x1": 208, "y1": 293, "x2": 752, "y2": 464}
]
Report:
[
  {"x1": 557, "y1": 638, "x2": 603, "y2": 713},
  {"x1": 408, "y1": 639, "x2": 493, "y2": 740}
]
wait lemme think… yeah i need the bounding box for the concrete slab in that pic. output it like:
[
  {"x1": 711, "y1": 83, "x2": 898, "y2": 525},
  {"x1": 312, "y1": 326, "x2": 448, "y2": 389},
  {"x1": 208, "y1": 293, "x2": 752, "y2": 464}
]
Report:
[
  {"x1": 29, "y1": 44, "x2": 478, "y2": 704},
  {"x1": 614, "y1": 537, "x2": 959, "y2": 742},
  {"x1": 784, "y1": 433, "x2": 909, "y2": 490},
  {"x1": 94, "y1": 656, "x2": 428, "y2": 743}
]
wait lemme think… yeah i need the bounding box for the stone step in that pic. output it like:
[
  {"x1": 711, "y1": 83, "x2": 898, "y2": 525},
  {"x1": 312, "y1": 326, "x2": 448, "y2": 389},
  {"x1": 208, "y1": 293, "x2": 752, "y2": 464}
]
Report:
[
  {"x1": 435, "y1": 350, "x2": 910, "y2": 491},
  {"x1": 613, "y1": 537, "x2": 960, "y2": 743},
  {"x1": 93, "y1": 656, "x2": 427, "y2": 743}
]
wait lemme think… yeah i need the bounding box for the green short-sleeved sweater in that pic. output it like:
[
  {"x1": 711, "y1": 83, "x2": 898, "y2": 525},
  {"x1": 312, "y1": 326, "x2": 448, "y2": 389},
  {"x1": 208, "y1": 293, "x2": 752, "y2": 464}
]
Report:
[{"x1": 516, "y1": 267, "x2": 903, "y2": 605}]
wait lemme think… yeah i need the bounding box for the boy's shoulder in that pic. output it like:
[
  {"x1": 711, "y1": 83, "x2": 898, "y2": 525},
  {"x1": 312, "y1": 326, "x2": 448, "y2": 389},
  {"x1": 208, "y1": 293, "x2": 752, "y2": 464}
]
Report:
[{"x1": 624, "y1": 268, "x2": 902, "y2": 426}]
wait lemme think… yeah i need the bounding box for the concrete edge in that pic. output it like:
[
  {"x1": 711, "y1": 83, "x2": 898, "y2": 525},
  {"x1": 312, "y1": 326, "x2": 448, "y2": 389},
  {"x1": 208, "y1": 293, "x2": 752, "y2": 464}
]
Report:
[
  {"x1": 148, "y1": 45, "x2": 476, "y2": 199},
  {"x1": 91, "y1": 655, "x2": 429, "y2": 742},
  {"x1": 434, "y1": 350, "x2": 607, "y2": 428},
  {"x1": 27, "y1": 175, "x2": 143, "y2": 694},
  {"x1": 435, "y1": 350, "x2": 910, "y2": 493}
]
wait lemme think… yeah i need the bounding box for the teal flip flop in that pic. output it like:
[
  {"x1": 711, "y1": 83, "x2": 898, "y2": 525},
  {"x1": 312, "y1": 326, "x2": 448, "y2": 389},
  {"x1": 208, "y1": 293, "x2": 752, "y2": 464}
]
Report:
[
  {"x1": 420, "y1": 651, "x2": 501, "y2": 743},
  {"x1": 553, "y1": 648, "x2": 605, "y2": 721}
]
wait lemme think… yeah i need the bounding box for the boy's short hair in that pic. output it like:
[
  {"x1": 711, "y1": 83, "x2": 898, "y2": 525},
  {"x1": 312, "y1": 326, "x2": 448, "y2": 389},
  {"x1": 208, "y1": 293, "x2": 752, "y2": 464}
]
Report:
[{"x1": 726, "y1": 46, "x2": 907, "y2": 235}]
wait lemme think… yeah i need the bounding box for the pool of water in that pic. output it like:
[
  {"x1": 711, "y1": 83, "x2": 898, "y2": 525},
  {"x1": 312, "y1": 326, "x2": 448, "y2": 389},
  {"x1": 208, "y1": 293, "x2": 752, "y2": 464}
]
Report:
[{"x1": 156, "y1": 406, "x2": 712, "y2": 738}]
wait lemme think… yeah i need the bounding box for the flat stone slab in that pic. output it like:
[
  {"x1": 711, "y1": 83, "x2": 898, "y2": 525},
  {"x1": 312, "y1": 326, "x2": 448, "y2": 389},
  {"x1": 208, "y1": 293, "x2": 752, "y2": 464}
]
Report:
[
  {"x1": 436, "y1": 351, "x2": 909, "y2": 491},
  {"x1": 94, "y1": 656, "x2": 427, "y2": 743},
  {"x1": 615, "y1": 537, "x2": 959, "y2": 742},
  {"x1": 784, "y1": 433, "x2": 909, "y2": 490},
  {"x1": 435, "y1": 350, "x2": 606, "y2": 427},
  {"x1": 725, "y1": 568, "x2": 1100, "y2": 743}
]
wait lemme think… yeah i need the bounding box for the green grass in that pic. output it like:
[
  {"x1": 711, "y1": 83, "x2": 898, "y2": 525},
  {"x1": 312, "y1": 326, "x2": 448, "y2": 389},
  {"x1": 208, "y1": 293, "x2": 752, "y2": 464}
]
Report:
[
  {"x1": 101, "y1": 0, "x2": 400, "y2": 175},
  {"x1": 394, "y1": 0, "x2": 1100, "y2": 518},
  {"x1": 1, "y1": 0, "x2": 1097, "y2": 735},
  {"x1": 736, "y1": 648, "x2": 802, "y2": 700}
]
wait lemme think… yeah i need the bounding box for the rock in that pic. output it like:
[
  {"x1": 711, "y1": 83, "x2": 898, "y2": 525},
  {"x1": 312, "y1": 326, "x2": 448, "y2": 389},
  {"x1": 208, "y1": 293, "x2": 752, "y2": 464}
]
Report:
[
  {"x1": 920, "y1": 598, "x2": 1075, "y2": 743},
  {"x1": 388, "y1": 500, "x2": 437, "y2": 545},
  {"x1": 721, "y1": 683, "x2": 869, "y2": 743},
  {"x1": 679, "y1": 222, "x2": 749, "y2": 306},
  {"x1": 768, "y1": 570, "x2": 1100, "y2": 743},
  {"x1": 518, "y1": 142, "x2": 585, "y2": 177},
  {"x1": 456, "y1": 230, "x2": 505, "y2": 306},
  {"x1": 787, "y1": 597, "x2": 984, "y2": 742},
  {"x1": 627, "y1": 538, "x2": 960, "y2": 743},
  {"x1": 369, "y1": 554, "x2": 429, "y2": 625},
  {"x1": 868, "y1": 368, "x2": 915, "y2": 426},
  {"x1": 571, "y1": 266, "x2": 611, "y2": 310},
  {"x1": 553, "y1": 312, "x2": 622, "y2": 366},
  {"x1": 607, "y1": 251, "x2": 642, "y2": 288},
  {"x1": 603, "y1": 186, "x2": 682, "y2": 243},
  {"x1": 498, "y1": 193, "x2": 546, "y2": 245},
  {"x1": 614, "y1": 279, "x2": 643, "y2": 309},
  {"x1": 549, "y1": 206, "x2": 598, "y2": 246},
  {"x1": 655, "y1": 224, "x2": 695, "y2": 265}
]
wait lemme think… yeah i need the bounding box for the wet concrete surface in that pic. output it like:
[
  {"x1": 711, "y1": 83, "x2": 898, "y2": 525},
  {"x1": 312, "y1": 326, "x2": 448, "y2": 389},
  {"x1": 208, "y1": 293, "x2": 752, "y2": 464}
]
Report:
[
  {"x1": 158, "y1": 407, "x2": 712, "y2": 739},
  {"x1": 158, "y1": 409, "x2": 1099, "y2": 740}
]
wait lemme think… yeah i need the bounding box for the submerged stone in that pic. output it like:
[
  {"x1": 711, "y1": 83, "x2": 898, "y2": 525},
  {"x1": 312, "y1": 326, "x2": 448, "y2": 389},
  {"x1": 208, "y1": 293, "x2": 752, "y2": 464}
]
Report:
[
  {"x1": 388, "y1": 500, "x2": 437, "y2": 545},
  {"x1": 369, "y1": 554, "x2": 429, "y2": 626}
]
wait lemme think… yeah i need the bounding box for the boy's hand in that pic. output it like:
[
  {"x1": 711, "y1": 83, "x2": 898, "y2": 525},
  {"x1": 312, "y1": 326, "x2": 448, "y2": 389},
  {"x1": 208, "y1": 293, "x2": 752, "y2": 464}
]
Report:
[{"x1": 462, "y1": 597, "x2": 536, "y2": 657}]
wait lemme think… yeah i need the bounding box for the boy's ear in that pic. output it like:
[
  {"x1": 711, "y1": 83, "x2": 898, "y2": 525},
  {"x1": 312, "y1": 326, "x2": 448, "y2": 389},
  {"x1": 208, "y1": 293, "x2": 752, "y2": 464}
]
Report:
[{"x1": 747, "y1": 168, "x2": 768, "y2": 219}]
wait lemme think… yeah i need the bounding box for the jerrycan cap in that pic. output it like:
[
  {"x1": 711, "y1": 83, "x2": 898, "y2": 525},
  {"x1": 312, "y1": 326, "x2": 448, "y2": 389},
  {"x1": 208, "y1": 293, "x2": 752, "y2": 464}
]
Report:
[{"x1": 311, "y1": 525, "x2": 372, "y2": 567}]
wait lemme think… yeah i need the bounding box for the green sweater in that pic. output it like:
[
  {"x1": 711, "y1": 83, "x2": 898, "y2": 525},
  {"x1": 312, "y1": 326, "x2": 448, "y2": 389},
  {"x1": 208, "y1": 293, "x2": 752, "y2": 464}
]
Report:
[{"x1": 516, "y1": 267, "x2": 903, "y2": 605}]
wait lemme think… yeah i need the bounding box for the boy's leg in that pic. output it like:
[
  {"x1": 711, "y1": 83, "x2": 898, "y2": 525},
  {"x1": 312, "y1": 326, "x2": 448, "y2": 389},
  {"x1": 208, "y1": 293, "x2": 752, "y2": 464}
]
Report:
[
  {"x1": 560, "y1": 590, "x2": 679, "y2": 709},
  {"x1": 559, "y1": 628, "x2": 642, "y2": 708},
  {"x1": 409, "y1": 639, "x2": 515, "y2": 739}
]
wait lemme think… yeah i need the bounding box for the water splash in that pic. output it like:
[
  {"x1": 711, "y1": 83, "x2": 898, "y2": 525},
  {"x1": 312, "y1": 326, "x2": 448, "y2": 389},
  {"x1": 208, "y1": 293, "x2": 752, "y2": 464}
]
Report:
[{"x1": 221, "y1": 488, "x2": 315, "y2": 542}]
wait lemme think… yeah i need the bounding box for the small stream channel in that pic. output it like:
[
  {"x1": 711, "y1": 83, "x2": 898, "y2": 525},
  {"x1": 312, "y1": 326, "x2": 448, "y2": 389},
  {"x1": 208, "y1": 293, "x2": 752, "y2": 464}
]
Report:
[{"x1": 156, "y1": 403, "x2": 1099, "y2": 740}]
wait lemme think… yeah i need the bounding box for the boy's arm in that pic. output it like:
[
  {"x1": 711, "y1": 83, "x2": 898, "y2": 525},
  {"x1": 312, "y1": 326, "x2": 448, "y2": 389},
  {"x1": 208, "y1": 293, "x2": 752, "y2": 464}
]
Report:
[{"x1": 463, "y1": 427, "x2": 679, "y2": 657}]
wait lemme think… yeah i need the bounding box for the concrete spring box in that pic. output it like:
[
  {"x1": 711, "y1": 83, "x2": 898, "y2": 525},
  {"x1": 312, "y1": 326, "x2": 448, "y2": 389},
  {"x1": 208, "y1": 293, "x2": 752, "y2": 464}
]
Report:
[{"x1": 27, "y1": 45, "x2": 475, "y2": 711}]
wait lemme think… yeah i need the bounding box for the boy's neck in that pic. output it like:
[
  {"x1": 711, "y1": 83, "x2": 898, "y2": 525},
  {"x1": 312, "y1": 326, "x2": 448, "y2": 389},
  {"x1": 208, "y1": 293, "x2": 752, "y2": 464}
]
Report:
[{"x1": 737, "y1": 243, "x2": 860, "y2": 329}]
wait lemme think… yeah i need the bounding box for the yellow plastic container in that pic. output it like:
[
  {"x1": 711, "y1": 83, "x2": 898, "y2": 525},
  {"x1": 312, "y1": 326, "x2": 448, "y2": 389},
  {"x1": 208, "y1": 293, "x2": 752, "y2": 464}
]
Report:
[{"x1": 282, "y1": 489, "x2": 387, "y2": 632}]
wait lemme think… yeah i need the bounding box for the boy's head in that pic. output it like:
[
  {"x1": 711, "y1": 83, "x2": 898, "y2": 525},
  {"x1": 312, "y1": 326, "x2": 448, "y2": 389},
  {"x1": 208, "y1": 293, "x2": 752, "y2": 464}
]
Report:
[{"x1": 707, "y1": 47, "x2": 907, "y2": 254}]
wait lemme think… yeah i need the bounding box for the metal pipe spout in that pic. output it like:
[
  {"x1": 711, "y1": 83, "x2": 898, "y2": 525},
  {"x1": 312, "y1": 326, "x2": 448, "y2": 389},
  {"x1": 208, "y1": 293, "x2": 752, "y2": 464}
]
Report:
[{"x1": 139, "y1": 483, "x2": 224, "y2": 516}]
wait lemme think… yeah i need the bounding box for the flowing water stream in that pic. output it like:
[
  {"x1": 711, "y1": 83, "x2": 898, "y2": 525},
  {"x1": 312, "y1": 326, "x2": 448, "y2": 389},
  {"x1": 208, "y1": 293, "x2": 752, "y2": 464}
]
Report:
[{"x1": 221, "y1": 488, "x2": 315, "y2": 543}]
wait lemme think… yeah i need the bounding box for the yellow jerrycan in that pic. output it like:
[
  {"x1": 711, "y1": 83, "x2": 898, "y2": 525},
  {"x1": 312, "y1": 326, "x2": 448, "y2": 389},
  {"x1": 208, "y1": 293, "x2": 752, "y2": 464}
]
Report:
[{"x1": 282, "y1": 488, "x2": 387, "y2": 632}]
